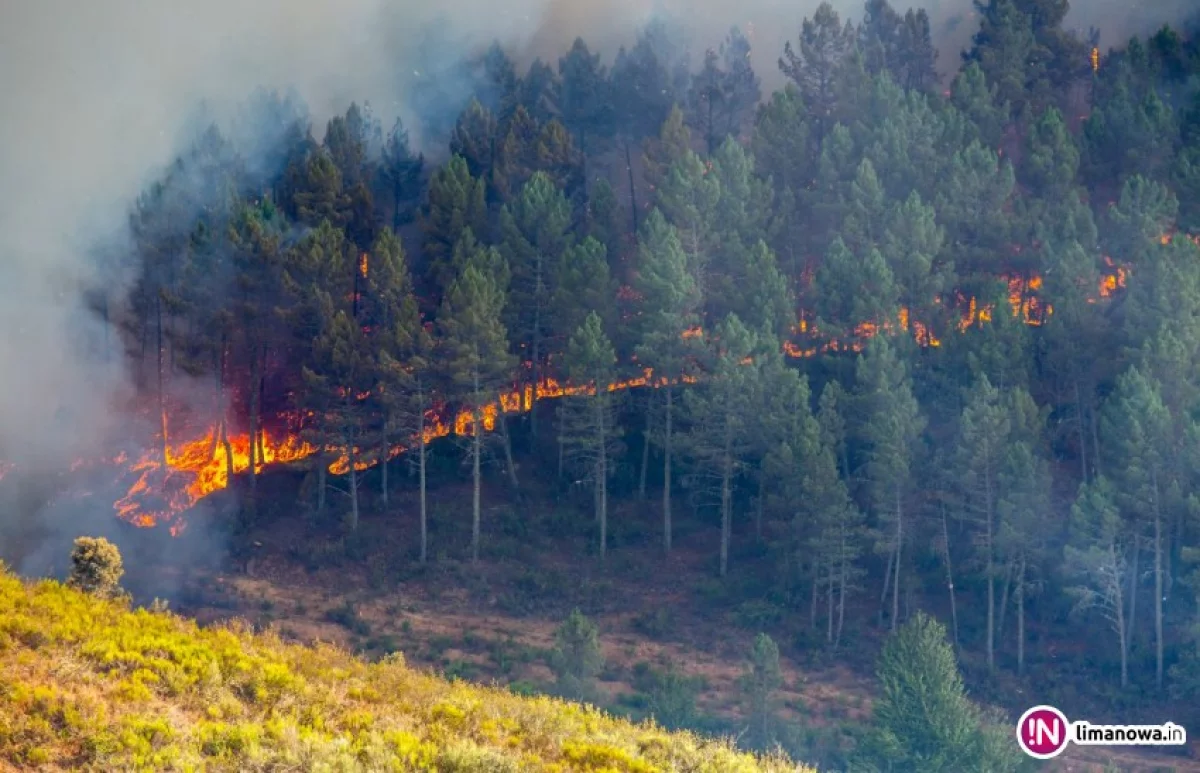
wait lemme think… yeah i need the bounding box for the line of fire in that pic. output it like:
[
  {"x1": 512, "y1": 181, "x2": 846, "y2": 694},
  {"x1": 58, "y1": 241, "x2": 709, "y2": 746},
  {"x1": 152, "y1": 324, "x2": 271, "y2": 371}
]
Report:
[
  {"x1": 4, "y1": 242, "x2": 1174, "y2": 535},
  {"x1": 7, "y1": 228, "x2": 1189, "y2": 539}
]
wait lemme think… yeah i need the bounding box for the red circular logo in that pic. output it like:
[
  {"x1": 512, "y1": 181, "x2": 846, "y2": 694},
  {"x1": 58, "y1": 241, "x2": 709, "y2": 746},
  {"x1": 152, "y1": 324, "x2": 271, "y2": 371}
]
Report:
[{"x1": 1016, "y1": 705, "x2": 1071, "y2": 759}]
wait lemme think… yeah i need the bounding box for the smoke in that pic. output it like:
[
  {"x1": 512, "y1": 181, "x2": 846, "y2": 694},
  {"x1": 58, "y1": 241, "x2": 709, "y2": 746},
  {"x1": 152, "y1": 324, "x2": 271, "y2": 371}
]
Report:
[{"x1": 0, "y1": 0, "x2": 1193, "y2": 573}]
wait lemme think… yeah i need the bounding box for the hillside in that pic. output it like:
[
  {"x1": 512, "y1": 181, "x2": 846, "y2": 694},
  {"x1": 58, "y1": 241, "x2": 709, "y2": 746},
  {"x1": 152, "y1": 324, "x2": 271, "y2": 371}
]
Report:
[{"x1": 0, "y1": 568, "x2": 805, "y2": 772}]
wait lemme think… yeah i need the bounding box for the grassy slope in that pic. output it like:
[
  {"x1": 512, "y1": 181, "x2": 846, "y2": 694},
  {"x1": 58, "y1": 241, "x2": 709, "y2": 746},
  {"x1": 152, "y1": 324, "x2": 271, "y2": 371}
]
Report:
[{"x1": 0, "y1": 569, "x2": 808, "y2": 772}]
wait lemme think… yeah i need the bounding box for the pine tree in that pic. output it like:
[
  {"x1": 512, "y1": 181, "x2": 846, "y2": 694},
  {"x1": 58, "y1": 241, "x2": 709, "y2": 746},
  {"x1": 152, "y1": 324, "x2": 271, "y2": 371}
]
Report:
[
  {"x1": 561, "y1": 313, "x2": 622, "y2": 561},
  {"x1": 378, "y1": 118, "x2": 424, "y2": 230},
  {"x1": 683, "y1": 315, "x2": 758, "y2": 577},
  {"x1": 1065, "y1": 476, "x2": 1130, "y2": 687},
  {"x1": 420, "y1": 155, "x2": 488, "y2": 299},
  {"x1": 498, "y1": 171, "x2": 572, "y2": 439},
  {"x1": 779, "y1": 2, "x2": 855, "y2": 143},
  {"x1": 633, "y1": 210, "x2": 702, "y2": 555},
  {"x1": 865, "y1": 613, "x2": 998, "y2": 771},
  {"x1": 552, "y1": 609, "x2": 604, "y2": 700},
  {"x1": 449, "y1": 99, "x2": 499, "y2": 184},
  {"x1": 953, "y1": 374, "x2": 1010, "y2": 672},
  {"x1": 687, "y1": 27, "x2": 761, "y2": 154},
  {"x1": 291, "y1": 149, "x2": 352, "y2": 229},
  {"x1": 739, "y1": 633, "x2": 782, "y2": 749},
  {"x1": 814, "y1": 237, "x2": 898, "y2": 339},
  {"x1": 372, "y1": 228, "x2": 435, "y2": 562},
  {"x1": 437, "y1": 237, "x2": 514, "y2": 563},
  {"x1": 855, "y1": 336, "x2": 925, "y2": 631},
  {"x1": 557, "y1": 38, "x2": 614, "y2": 184},
  {"x1": 1101, "y1": 367, "x2": 1176, "y2": 689}
]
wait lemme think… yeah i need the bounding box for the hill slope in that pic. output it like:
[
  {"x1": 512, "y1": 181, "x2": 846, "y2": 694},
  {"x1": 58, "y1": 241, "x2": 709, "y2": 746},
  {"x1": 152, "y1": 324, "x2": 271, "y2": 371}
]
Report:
[{"x1": 0, "y1": 569, "x2": 806, "y2": 772}]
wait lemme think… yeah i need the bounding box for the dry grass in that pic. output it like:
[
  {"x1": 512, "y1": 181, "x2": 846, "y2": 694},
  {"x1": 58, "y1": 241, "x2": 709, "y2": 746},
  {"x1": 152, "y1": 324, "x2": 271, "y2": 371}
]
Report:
[{"x1": 0, "y1": 567, "x2": 812, "y2": 772}]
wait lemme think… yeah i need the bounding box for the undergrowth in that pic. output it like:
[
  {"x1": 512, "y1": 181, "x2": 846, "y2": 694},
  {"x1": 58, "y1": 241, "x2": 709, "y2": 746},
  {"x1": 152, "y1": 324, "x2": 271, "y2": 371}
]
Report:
[{"x1": 0, "y1": 567, "x2": 809, "y2": 771}]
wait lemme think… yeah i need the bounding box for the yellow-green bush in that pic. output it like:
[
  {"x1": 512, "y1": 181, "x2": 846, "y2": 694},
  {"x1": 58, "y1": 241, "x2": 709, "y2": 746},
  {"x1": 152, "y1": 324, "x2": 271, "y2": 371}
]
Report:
[{"x1": 0, "y1": 569, "x2": 812, "y2": 771}]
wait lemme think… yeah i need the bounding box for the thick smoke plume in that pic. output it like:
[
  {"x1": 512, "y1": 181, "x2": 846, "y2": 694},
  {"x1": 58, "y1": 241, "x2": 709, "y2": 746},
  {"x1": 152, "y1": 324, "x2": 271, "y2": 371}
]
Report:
[{"x1": 0, "y1": 0, "x2": 1192, "y2": 574}]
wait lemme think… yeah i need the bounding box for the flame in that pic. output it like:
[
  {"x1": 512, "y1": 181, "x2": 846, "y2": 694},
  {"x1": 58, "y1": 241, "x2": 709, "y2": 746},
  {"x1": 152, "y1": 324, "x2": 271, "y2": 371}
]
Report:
[
  {"x1": 1091, "y1": 47, "x2": 1100, "y2": 73},
  {"x1": 359, "y1": 253, "x2": 369, "y2": 278},
  {"x1": 106, "y1": 237, "x2": 1194, "y2": 532}
]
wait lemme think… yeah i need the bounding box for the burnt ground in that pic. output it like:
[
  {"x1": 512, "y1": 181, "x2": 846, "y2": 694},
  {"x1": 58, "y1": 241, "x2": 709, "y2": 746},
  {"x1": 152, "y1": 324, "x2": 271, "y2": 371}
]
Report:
[{"x1": 97, "y1": 461, "x2": 1200, "y2": 772}]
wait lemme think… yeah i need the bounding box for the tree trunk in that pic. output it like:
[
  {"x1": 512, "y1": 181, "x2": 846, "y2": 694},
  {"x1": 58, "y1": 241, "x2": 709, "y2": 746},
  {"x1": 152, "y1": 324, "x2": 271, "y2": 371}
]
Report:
[
  {"x1": 530, "y1": 290, "x2": 542, "y2": 441},
  {"x1": 1154, "y1": 476, "x2": 1164, "y2": 690},
  {"x1": 247, "y1": 342, "x2": 260, "y2": 521},
  {"x1": 497, "y1": 396, "x2": 520, "y2": 491},
  {"x1": 347, "y1": 436, "x2": 360, "y2": 534},
  {"x1": 639, "y1": 392, "x2": 652, "y2": 499},
  {"x1": 997, "y1": 560, "x2": 1014, "y2": 641},
  {"x1": 1127, "y1": 540, "x2": 1139, "y2": 651},
  {"x1": 836, "y1": 518, "x2": 848, "y2": 648},
  {"x1": 892, "y1": 486, "x2": 903, "y2": 632},
  {"x1": 1017, "y1": 553, "x2": 1026, "y2": 676},
  {"x1": 827, "y1": 559, "x2": 835, "y2": 644},
  {"x1": 598, "y1": 401, "x2": 608, "y2": 562},
  {"x1": 880, "y1": 546, "x2": 894, "y2": 629},
  {"x1": 663, "y1": 385, "x2": 674, "y2": 555},
  {"x1": 157, "y1": 294, "x2": 169, "y2": 469},
  {"x1": 380, "y1": 421, "x2": 390, "y2": 508},
  {"x1": 1114, "y1": 543, "x2": 1129, "y2": 689},
  {"x1": 985, "y1": 454, "x2": 995, "y2": 672},
  {"x1": 472, "y1": 399, "x2": 483, "y2": 564},
  {"x1": 941, "y1": 507, "x2": 960, "y2": 651},
  {"x1": 418, "y1": 381, "x2": 429, "y2": 564},
  {"x1": 719, "y1": 440, "x2": 731, "y2": 578}
]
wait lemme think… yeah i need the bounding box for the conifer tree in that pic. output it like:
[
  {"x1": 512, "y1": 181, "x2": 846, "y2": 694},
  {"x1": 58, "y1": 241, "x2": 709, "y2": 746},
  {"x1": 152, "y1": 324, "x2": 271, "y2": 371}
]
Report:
[
  {"x1": 740, "y1": 633, "x2": 783, "y2": 749},
  {"x1": 683, "y1": 314, "x2": 758, "y2": 577},
  {"x1": 437, "y1": 236, "x2": 514, "y2": 562},
  {"x1": 1065, "y1": 476, "x2": 1130, "y2": 687},
  {"x1": 557, "y1": 38, "x2": 614, "y2": 184},
  {"x1": 561, "y1": 313, "x2": 622, "y2": 561},
  {"x1": 855, "y1": 336, "x2": 925, "y2": 631},
  {"x1": 379, "y1": 118, "x2": 424, "y2": 230},
  {"x1": 420, "y1": 155, "x2": 488, "y2": 298},
  {"x1": 498, "y1": 171, "x2": 572, "y2": 439},
  {"x1": 633, "y1": 210, "x2": 701, "y2": 555},
  {"x1": 779, "y1": 2, "x2": 855, "y2": 143}
]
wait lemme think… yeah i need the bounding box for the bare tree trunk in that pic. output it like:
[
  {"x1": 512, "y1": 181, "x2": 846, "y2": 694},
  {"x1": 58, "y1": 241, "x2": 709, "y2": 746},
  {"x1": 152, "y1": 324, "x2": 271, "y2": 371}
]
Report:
[
  {"x1": 380, "y1": 420, "x2": 390, "y2": 508},
  {"x1": 1127, "y1": 540, "x2": 1139, "y2": 651},
  {"x1": 719, "y1": 442, "x2": 731, "y2": 577},
  {"x1": 1017, "y1": 554, "x2": 1026, "y2": 676},
  {"x1": 347, "y1": 436, "x2": 360, "y2": 534},
  {"x1": 811, "y1": 566, "x2": 819, "y2": 630},
  {"x1": 1154, "y1": 477, "x2": 1164, "y2": 690},
  {"x1": 417, "y1": 379, "x2": 429, "y2": 563},
  {"x1": 598, "y1": 402, "x2": 608, "y2": 562},
  {"x1": 247, "y1": 341, "x2": 260, "y2": 521},
  {"x1": 639, "y1": 391, "x2": 652, "y2": 500},
  {"x1": 997, "y1": 561, "x2": 1014, "y2": 641},
  {"x1": 157, "y1": 295, "x2": 169, "y2": 468},
  {"x1": 892, "y1": 487, "x2": 903, "y2": 632},
  {"x1": 472, "y1": 398, "x2": 483, "y2": 564},
  {"x1": 827, "y1": 560, "x2": 835, "y2": 644},
  {"x1": 1115, "y1": 543, "x2": 1129, "y2": 689},
  {"x1": 941, "y1": 507, "x2": 960, "y2": 651},
  {"x1": 663, "y1": 386, "x2": 673, "y2": 555},
  {"x1": 985, "y1": 460, "x2": 995, "y2": 672},
  {"x1": 497, "y1": 396, "x2": 520, "y2": 490},
  {"x1": 836, "y1": 521, "x2": 848, "y2": 648},
  {"x1": 880, "y1": 546, "x2": 894, "y2": 629}
]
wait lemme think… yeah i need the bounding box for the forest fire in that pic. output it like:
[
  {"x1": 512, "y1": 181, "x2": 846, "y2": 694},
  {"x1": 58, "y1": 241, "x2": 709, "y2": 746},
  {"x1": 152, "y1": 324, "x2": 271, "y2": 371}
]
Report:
[{"x1": 76, "y1": 250, "x2": 1145, "y2": 535}]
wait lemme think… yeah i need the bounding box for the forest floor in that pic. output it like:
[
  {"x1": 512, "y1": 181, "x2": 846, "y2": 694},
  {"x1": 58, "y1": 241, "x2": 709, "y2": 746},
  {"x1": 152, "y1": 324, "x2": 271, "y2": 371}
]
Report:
[{"x1": 134, "y1": 464, "x2": 1200, "y2": 773}]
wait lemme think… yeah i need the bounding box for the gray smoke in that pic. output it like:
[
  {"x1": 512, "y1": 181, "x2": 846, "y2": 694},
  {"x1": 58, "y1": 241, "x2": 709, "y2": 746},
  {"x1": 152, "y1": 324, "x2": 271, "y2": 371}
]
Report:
[{"x1": 0, "y1": 0, "x2": 1192, "y2": 566}]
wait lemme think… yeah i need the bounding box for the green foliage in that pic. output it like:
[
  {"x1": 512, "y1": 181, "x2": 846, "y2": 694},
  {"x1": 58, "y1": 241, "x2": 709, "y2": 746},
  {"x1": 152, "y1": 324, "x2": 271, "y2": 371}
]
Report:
[
  {"x1": 739, "y1": 633, "x2": 782, "y2": 749},
  {"x1": 0, "y1": 570, "x2": 804, "y2": 772},
  {"x1": 67, "y1": 537, "x2": 124, "y2": 598},
  {"x1": 552, "y1": 609, "x2": 604, "y2": 700},
  {"x1": 862, "y1": 612, "x2": 1025, "y2": 772}
]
